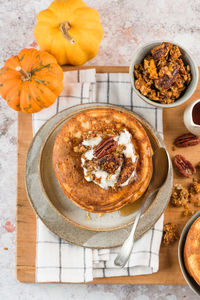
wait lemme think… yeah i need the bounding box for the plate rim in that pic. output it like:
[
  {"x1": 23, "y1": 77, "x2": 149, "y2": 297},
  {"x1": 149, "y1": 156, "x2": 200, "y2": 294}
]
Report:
[{"x1": 25, "y1": 103, "x2": 173, "y2": 248}]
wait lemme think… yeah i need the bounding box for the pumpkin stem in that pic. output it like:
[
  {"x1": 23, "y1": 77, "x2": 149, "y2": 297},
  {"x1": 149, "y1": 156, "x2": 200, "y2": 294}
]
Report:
[
  {"x1": 16, "y1": 67, "x2": 31, "y2": 81},
  {"x1": 60, "y1": 22, "x2": 75, "y2": 45}
]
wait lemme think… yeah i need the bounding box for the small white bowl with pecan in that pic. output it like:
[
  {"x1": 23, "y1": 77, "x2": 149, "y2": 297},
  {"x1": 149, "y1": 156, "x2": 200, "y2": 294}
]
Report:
[{"x1": 129, "y1": 41, "x2": 198, "y2": 108}]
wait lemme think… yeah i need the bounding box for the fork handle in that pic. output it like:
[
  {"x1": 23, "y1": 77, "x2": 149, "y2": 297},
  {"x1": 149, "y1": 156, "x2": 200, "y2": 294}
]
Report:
[
  {"x1": 114, "y1": 209, "x2": 141, "y2": 267},
  {"x1": 114, "y1": 188, "x2": 156, "y2": 268}
]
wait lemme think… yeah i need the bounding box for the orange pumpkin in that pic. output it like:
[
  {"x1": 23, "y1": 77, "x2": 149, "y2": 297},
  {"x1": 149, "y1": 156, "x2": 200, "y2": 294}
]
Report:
[
  {"x1": 0, "y1": 48, "x2": 63, "y2": 113},
  {"x1": 34, "y1": 0, "x2": 103, "y2": 65}
]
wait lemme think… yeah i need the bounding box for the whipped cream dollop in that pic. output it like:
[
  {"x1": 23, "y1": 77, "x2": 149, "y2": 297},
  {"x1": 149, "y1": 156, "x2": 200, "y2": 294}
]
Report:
[{"x1": 81, "y1": 129, "x2": 138, "y2": 190}]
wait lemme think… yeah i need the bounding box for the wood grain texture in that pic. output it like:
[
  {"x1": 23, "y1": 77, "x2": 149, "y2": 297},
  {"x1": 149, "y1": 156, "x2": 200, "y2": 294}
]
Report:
[
  {"x1": 17, "y1": 112, "x2": 36, "y2": 282},
  {"x1": 16, "y1": 66, "x2": 200, "y2": 284}
]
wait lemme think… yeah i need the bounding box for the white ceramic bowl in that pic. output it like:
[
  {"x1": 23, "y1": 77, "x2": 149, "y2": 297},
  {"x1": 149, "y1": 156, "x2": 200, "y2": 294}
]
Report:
[
  {"x1": 129, "y1": 41, "x2": 199, "y2": 108},
  {"x1": 184, "y1": 99, "x2": 200, "y2": 136}
]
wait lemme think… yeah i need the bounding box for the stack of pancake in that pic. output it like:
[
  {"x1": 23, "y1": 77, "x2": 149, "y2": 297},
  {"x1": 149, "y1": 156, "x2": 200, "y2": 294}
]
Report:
[{"x1": 53, "y1": 107, "x2": 153, "y2": 213}]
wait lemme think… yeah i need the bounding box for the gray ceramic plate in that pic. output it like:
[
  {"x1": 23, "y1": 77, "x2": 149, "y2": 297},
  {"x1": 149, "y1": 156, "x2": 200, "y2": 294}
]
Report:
[{"x1": 26, "y1": 103, "x2": 173, "y2": 248}]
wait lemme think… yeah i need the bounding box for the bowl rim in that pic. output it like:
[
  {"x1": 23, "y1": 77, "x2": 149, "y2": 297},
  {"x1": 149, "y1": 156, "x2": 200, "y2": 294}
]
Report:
[
  {"x1": 178, "y1": 209, "x2": 200, "y2": 296},
  {"x1": 129, "y1": 40, "x2": 199, "y2": 108}
]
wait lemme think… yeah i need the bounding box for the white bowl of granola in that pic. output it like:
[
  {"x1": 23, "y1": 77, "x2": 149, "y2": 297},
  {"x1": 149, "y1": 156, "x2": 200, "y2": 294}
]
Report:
[{"x1": 129, "y1": 41, "x2": 198, "y2": 108}]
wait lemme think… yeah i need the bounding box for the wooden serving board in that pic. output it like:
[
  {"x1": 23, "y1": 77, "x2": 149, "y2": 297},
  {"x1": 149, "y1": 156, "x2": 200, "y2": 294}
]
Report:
[{"x1": 17, "y1": 66, "x2": 200, "y2": 284}]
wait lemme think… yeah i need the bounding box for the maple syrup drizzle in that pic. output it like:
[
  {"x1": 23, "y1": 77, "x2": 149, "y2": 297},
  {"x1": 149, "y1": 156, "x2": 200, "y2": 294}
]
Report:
[
  {"x1": 119, "y1": 198, "x2": 142, "y2": 216},
  {"x1": 192, "y1": 102, "x2": 200, "y2": 125}
]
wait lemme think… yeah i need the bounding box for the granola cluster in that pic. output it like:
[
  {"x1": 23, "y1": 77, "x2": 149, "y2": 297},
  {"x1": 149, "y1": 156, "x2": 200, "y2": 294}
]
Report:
[
  {"x1": 99, "y1": 152, "x2": 123, "y2": 174},
  {"x1": 74, "y1": 129, "x2": 124, "y2": 178},
  {"x1": 188, "y1": 178, "x2": 200, "y2": 207},
  {"x1": 170, "y1": 183, "x2": 194, "y2": 216},
  {"x1": 134, "y1": 42, "x2": 191, "y2": 104},
  {"x1": 73, "y1": 128, "x2": 138, "y2": 189},
  {"x1": 189, "y1": 178, "x2": 200, "y2": 195},
  {"x1": 162, "y1": 223, "x2": 179, "y2": 246},
  {"x1": 82, "y1": 146, "x2": 124, "y2": 183},
  {"x1": 170, "y1": 177, "x2": 200, "y2": 216},
  {"x1": 171, "y1": 184, "x2": 189, "y2": 207}
]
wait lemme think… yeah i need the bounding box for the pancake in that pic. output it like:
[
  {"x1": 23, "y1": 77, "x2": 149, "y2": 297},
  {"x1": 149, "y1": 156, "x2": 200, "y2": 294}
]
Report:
[
  {"x1": 53, "y1": 107, "x2": 153, "y2": 213},
  {"x1": 184, "y1": 216, "x2": 200, "y2": 286}
]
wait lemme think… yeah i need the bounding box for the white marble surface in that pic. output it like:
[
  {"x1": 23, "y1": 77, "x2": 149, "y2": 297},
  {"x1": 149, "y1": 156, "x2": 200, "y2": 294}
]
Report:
[{"x1": 1, "y1": 0, "x2": 200, "y2": 299}]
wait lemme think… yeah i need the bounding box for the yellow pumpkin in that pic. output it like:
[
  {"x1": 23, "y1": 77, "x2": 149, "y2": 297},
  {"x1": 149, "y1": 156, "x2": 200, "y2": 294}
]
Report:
[
  {"x1": 0, "y1": 48, "x2": 63, "y2": 113},
  {"x1": 34, "y1": 0, "x2": 103, "y2": 66}
]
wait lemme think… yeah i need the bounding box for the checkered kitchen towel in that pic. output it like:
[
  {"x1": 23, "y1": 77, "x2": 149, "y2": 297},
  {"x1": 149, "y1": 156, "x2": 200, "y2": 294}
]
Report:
[{"x1": 33, "y1": 69, "x2": 164, "y2": 283}]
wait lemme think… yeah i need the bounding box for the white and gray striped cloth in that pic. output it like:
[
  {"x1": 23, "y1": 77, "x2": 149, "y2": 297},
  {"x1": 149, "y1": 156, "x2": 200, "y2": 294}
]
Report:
[{"x1": 33, "y1": 69, "x2": 164, "y2": 283}]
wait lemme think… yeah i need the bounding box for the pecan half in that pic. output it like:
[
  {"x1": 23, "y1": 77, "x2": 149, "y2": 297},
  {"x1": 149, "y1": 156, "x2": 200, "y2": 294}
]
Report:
[
  {"x1": 94, "y1": 137, "x2": 117, "y2": 159},
  {"x1": 155, "y1": 62, "x2": 179, "y2": 90},
  {"x1": 117, "y1": 157, "x2": 135, "y2": 185},
  {"x1": 173, "y1": 154, "x2": 196, "y2": 177},
  {"x1": 174, "y1": 133, "x2": 200, "y2": 147},
  {"x1": 151, "y1": 42, "x2": 172, "y2": 61}
]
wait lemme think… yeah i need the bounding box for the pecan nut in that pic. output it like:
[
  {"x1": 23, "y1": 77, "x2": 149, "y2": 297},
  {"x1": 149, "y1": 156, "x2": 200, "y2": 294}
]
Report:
[
  {"x1": 155, "y1": 62, "x2": 179, "y2": 90},
  {"x1": 117, "y1": 157, "x2": 135, "y2": 185},
  {"x1": 174, "y1": 133, "x2": 200, "y2": 147},
  {"x1": 151, "y1": 42, "x2": 172, "y2": 61},
  {"x1": 94, "y1": 137, "x2": 117, "y2": 159},
  {"x1": 173, "y1": 154, "x2": 196, "y2": 177}
]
